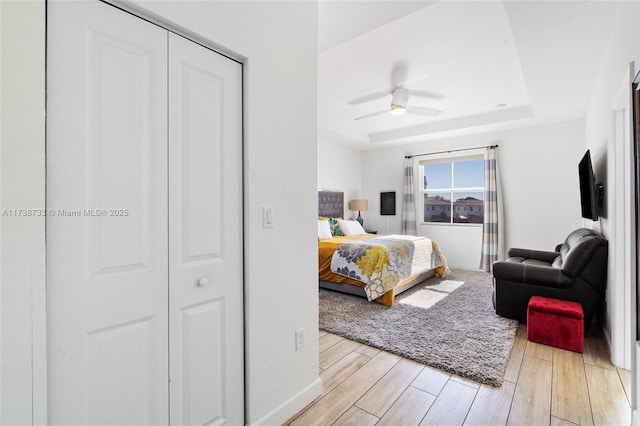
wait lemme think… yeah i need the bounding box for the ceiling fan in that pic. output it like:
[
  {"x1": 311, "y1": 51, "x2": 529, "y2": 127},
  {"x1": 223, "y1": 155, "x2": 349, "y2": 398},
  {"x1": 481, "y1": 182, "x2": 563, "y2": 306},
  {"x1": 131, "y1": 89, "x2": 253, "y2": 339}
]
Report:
[
  {"x1": 350, "y1": 62, "x2": 443, "y2": 121},
  {"x1": 353, "y1": 87, "x2": 443, "y2": 121}
]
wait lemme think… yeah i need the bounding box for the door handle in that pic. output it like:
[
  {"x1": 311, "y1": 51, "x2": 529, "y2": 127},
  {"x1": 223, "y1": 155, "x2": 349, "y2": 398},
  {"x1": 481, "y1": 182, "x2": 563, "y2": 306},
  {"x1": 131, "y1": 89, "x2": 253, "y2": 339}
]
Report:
[{"x1": 197, "y1": 277, "x2": 209, "y2": 287}]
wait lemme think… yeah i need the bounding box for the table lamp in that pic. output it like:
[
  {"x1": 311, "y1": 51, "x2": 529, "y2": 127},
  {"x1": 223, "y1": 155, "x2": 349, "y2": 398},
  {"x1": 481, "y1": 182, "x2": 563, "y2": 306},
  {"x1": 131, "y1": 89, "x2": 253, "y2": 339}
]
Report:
[{"x1": 349, "y1": 199, "x2": 368, "y2": 227}]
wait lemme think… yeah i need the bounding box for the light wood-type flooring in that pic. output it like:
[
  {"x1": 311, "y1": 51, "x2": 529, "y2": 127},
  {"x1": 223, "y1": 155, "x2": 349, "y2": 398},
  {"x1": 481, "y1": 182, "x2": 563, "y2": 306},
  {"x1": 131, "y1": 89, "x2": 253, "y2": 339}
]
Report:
[{"x1": 287, "y1": 324, "x2": 631, "y2": 426}]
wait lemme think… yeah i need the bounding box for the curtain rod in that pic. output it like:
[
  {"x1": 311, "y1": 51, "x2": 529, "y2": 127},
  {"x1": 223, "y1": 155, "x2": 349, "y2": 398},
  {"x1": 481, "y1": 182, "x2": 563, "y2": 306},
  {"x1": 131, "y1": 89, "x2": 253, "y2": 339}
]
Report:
[{"x1": 404, "y1": 144, "x2": 498, "y2": 159}]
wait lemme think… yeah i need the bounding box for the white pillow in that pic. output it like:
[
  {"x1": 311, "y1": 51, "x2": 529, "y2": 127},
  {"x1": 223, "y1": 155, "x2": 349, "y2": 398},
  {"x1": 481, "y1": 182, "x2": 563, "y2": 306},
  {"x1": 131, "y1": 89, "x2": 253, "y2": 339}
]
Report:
[
  {"x1": 337, "y1": 219, "x2": 367, "y2": 236},
  {"x1": 317, "y1": 220, "x2": 333, "y2": 240}
]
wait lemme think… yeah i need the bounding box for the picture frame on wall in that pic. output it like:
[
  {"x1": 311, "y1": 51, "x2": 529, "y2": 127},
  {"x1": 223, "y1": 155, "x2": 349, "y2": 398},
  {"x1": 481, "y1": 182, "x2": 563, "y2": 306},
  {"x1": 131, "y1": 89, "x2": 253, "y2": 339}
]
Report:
[{"x1": 380, "y1": 191, "x2": 396, "y2": 216}]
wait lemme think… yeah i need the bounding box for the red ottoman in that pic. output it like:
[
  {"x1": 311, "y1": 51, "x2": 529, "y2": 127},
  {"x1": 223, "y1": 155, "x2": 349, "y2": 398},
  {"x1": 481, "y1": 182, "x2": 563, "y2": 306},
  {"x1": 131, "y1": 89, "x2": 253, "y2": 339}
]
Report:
[{"x1": 527, "y1": 296, "x2": 584, "y2": 353}]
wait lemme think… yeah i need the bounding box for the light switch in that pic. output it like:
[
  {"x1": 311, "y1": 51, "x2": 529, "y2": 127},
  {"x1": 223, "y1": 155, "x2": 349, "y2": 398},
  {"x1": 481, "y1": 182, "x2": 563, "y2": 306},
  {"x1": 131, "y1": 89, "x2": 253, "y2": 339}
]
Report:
[{"x1": 263, "y1": 206, "x2": 275, "y2": 228}]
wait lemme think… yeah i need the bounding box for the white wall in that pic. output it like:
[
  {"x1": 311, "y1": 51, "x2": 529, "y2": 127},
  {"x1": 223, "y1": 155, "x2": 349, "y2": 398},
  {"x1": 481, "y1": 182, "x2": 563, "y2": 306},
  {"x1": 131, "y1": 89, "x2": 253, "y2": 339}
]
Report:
[
  {"x1": 0, "y1": 1, "x2": 47, "y2": 424},
  {"x1": 319, "y1": 138, "x2": 362, "y2": 218},
  {"x1": 583, "y1": 0, "x2": 640, "y2": 382},
  {"x1": 2, "y1": 1, "x2": 320, "y2": 425},
  {"x1": 361, "y1": 120, "x2": 585, "y2": 269},
  {"x1": 419, "y1": 224, "x2": 483, "y2": 270}
]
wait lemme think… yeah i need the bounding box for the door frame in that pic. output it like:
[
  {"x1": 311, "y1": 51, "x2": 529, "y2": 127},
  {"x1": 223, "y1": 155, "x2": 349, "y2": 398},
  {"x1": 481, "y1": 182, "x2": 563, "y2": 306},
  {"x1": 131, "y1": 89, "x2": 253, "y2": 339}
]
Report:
[
  {"x1": 0, "y1": 1, "x2": 47, "y2": 423},
  {"x1": 610, "y1": 63, "x2": 635, "y2": 369},
  {"x1": 632, "y1": 68, "x2": 640, "y2": 425}
]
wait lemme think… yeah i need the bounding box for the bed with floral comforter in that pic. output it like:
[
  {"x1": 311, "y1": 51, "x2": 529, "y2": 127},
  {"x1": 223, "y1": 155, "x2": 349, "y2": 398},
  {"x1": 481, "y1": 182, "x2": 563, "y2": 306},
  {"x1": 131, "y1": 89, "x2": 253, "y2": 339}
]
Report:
[{"x1": 319, "y1": 234, "x2": 448, "y2": 306}]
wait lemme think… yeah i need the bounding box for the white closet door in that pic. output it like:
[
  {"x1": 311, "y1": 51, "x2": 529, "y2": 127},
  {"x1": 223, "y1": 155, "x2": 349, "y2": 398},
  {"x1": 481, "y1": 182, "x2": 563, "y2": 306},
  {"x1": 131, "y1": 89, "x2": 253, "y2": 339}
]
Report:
[
  {"x1": 168, "y1": 34, "x2": 244, "y2": 426},
  {"x1": 47, "y1": 2, "x2": 169, "y2": 425}
]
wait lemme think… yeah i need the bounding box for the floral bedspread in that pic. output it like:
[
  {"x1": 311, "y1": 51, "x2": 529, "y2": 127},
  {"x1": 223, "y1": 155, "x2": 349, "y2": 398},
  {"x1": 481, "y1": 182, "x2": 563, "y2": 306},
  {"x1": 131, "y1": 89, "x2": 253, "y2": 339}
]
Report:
[{"x1": 330, "y1": 235, "x2": 449, "y2": 301}]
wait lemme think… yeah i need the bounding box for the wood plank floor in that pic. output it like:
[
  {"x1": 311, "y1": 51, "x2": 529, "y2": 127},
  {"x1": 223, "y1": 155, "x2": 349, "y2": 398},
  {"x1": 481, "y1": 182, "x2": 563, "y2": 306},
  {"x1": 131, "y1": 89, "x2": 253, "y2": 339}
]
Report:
[{"x1": 287, "y1": 324, "x2": 631, "y2": 426}]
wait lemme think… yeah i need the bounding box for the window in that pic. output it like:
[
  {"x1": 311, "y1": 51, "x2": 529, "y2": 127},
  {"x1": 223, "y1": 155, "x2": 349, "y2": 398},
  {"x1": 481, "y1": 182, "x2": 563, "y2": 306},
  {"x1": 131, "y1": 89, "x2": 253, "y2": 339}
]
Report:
[{"x1": 421, "y1": 155, "x2": 484, "y2": 224}]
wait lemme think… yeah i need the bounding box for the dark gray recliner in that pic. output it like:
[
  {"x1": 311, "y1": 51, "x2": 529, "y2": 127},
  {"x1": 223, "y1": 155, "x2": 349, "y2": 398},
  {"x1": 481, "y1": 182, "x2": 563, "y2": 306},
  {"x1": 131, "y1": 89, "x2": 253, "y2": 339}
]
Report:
[{"x1": 492, "y1": 228, "x2": 608, "y2": 330}]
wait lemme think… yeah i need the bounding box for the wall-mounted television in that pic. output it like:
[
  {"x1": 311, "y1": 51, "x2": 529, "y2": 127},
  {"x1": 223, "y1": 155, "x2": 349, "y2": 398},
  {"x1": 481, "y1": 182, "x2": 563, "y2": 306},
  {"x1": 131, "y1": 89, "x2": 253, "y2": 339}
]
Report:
[{"x1": 578, "y1": 149, "x2": 602, "y2": 221}]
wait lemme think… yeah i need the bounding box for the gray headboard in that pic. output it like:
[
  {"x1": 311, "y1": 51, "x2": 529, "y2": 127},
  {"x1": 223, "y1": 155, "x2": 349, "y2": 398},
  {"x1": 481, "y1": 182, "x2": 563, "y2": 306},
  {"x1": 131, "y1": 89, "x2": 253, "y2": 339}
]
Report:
[{"x1": 318, "y1": 191, "x2": 344, "y2": 218}]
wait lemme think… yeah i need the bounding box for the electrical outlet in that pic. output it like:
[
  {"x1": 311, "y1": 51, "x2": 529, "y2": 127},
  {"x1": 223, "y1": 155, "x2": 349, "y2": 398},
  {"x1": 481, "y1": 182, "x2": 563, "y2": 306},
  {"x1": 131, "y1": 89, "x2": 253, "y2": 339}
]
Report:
[{"x1": 295, "y1": 328, "x2": 304, "y2": 351}]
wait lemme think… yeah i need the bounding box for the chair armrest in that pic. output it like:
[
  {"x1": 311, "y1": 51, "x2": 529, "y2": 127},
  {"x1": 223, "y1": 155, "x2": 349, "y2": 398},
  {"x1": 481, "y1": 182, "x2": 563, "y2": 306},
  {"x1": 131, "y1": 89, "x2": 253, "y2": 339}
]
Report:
[
  {"x1": 493, "y1": 261, "x2": 571, "y2": 288},
  {"x1": 507, "y1": 248, "x2": 559, "y2": 264}
]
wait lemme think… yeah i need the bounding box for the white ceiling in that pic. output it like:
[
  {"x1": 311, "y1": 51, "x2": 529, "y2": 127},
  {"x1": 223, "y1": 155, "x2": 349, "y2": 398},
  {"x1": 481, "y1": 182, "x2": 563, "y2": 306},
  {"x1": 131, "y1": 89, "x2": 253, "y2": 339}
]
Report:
[{"x1": 318, "y1": 1, "x2": 619, "y2": 149}]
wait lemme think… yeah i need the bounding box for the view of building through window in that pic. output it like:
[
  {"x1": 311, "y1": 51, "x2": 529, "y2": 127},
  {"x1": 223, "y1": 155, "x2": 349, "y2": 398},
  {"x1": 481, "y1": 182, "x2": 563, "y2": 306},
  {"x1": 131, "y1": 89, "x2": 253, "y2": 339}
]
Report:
[{"x1": 422, "y1": 158, "x2": 485, "y2": 224}]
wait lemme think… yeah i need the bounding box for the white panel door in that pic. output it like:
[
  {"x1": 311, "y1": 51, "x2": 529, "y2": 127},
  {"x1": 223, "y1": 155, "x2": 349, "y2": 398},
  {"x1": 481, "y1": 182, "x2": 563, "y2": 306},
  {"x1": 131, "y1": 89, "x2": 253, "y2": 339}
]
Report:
[
  {"x1": 47, "y1": 2, "x2": 169, "y2": 424},
  {"x1": 168, "y1": 33, "x2": 244, "y2": 426}
]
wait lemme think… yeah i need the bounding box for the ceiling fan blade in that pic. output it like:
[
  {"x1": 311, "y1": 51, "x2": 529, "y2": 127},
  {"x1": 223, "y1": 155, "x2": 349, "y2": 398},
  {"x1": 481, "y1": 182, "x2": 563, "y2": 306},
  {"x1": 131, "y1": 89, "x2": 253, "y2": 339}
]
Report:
[
  {"x1": 409, "y1": 89, "x2": 445, "y2": 100},
  {"x1": 394, "y1": 73, "x2": 429, "y2": 88},
  {"x1": 406, "y1": 106, "x2": 442, "y2": 116},
  {"x1": 348, "y1": 90, "x2": 391, "y2": 105},
  {"x1": 390, "y1": 61, "x2": 409, "y2": 87},
  {"x1": 354, "y1": 110, "x2": 389, "y2": 121}
]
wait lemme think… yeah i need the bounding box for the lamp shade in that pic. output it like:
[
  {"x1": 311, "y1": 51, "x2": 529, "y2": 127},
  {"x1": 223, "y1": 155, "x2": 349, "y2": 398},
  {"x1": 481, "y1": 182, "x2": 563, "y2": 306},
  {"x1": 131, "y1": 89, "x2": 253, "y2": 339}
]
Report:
[{"x1": 349, "y1": 199, "x2": 368, "y2": 212}]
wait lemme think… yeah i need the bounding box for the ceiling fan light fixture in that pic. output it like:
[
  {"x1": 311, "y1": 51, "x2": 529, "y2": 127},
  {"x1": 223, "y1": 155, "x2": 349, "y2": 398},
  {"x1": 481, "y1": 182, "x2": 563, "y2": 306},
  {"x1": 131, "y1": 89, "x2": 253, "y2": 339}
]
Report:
[
  {"x1": 390, "y1": 104, "x2": 407, "y2": 115},
  {"x1": 353, "y1": 85, "x2": 441, "y2": 121}
]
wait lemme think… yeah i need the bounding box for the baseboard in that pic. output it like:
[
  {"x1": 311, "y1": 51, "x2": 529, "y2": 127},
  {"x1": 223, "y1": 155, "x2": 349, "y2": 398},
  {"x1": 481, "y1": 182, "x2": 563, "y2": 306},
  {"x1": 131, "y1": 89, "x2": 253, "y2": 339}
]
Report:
[
  {"x1": 448, "y1": 264, "x2": 483, "y2": 271},
  {"x1": 601, "y1": 318, "x2": 621, "y2": 367},
  {"x1": 247, "y1": 377, "x2": 322, "y2": 426}
]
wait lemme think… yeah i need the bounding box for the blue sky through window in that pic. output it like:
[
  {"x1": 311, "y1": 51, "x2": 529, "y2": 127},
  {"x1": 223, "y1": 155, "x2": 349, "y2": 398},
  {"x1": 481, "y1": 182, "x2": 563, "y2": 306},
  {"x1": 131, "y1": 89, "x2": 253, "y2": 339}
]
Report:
[
  {"x1": 424, "y1": 162, "x2": 451, "y2": 189},
  {"x1": 424, "y1": 159, "x2": 484, "y2": 199},
  {"x1": 454, "y1": 160, "x2": 484, "y2": 188}
]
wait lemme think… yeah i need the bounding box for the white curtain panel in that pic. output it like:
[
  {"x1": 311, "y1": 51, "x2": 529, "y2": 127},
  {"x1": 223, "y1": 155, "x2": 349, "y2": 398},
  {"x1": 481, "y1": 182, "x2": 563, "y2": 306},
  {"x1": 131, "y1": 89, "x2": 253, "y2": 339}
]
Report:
[
  {"x1": 480, "y1": 147, "x2": 504, "y2": 272},
  {"x1": 401, "y1": 157, "x2": 417, "y2": 235}
]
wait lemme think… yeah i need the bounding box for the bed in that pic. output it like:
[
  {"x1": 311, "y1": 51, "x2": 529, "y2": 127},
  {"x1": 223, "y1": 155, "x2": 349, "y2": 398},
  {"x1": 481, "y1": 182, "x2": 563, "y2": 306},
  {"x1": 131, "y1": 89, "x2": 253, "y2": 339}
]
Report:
[{"x1": 318, "y1": 190, "x2": 448, "y2": 306}]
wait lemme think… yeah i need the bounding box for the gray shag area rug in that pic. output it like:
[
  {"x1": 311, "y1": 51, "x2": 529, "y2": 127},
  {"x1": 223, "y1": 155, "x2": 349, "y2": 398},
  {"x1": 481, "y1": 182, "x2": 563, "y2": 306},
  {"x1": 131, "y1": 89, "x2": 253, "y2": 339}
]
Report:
[{"x1": 319, "y1": 269, "x2": 518, "y2": 386}]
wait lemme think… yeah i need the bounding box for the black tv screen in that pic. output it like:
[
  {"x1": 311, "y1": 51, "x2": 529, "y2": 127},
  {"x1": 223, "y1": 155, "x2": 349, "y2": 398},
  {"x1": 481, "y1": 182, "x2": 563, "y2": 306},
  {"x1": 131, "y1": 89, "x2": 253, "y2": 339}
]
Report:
[{"x1": 578, "y1": 150, "x2": 599, "y2": 220}]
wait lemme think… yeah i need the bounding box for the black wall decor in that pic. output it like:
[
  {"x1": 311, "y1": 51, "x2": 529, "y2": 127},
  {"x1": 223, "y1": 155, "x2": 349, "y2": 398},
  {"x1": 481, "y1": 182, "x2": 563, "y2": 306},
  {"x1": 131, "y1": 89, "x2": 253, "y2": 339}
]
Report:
[{"x1": 380, "y1": 191, "x2": 396, "y2": 216}]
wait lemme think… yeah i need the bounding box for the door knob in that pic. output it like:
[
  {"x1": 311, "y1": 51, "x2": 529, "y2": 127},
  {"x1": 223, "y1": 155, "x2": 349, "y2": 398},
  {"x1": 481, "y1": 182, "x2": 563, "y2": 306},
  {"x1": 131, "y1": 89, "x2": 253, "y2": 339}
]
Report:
[{"x1": 197, "y1": 277, "x2": 209, "y2": 287}]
